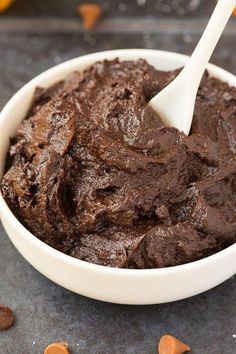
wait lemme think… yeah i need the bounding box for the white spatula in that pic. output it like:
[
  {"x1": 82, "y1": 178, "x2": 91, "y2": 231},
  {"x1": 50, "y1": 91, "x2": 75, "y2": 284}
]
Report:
[{"x1": 149, "y1": 0, "x2": 236, "y2": 135}]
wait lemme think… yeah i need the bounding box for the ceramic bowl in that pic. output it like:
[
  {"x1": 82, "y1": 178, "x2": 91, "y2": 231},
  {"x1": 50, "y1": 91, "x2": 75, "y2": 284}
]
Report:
[{"x1": 0, "y1": 49, "x2": 235, "y2": 304}]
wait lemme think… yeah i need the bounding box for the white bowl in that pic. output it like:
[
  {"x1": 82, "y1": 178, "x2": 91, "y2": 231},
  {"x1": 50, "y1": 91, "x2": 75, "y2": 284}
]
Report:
[{"x1": 0, "y1": 49, "x2": 236, "y2": 305}]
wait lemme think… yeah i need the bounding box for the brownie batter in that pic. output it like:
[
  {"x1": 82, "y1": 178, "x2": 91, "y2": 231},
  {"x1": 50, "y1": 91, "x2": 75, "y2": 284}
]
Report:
[{"x1": 1, "y1": 59, "x2": 236, "y2": 268}]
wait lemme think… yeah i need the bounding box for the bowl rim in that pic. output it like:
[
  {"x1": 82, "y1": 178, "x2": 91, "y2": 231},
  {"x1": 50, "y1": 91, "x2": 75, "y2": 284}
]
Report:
[{"x1": 0, "y1": 48, "x2": 236, "y2": 277}]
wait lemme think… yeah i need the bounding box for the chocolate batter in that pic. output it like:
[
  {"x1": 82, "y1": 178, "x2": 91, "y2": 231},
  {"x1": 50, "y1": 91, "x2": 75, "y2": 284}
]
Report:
[{"x1": 1, "y1": 59, "x2": 236, "y2": 268}]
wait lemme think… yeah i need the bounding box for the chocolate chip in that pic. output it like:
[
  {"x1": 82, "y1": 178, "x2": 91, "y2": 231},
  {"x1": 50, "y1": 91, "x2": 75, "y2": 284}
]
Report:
[
  {"x1": 0, "y1": 304, "x2": 15, "y2": 330},
  {"x1": 158, "y1": 335, "x2": 190, "y2": 354},
  {"x1": 44, "y1": 342, "x2": 69, "y2": 354},
  {"x1": 78, "y1": 4, "x2": 102, "y2": 29}
]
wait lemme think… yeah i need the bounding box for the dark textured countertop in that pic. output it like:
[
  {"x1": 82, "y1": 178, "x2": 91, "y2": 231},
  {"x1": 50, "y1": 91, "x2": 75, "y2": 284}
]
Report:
[{"x1": 0, "y1": 1, "x2": 236, "y2": 353}]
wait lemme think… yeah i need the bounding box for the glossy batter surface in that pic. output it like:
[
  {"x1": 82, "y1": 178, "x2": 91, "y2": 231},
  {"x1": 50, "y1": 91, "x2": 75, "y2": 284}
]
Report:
[{"x1": 1, "y1": 59, "x2": 236, "y2": 268}]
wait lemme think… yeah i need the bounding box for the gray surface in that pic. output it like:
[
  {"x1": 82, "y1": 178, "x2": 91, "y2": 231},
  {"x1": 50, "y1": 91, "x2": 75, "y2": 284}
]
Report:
[
  {"x1": 0, "y1": 0, "x2": 216, "y2": 18},
  {"x1": 0, "y1": 2, "x2": 236, "y2": 353}
]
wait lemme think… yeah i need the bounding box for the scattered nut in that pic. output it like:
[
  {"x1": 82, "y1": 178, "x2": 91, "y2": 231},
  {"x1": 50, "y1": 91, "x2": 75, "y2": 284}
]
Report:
[
  {"x1": 78, "y1": 3, "x2": 102, "y2": 29},
  {"x1": 158, "y1": 335, "x2": 190, "y2": 354},
  {"x1": 44, "y1": 342, "x2": 69, "y2": 354},
  {"x1": 0, "y1": 0, "x2": 14, "y2": 13},
  {"x1": 0, "y1": 304, "x2": 15, "y2": 330}
]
